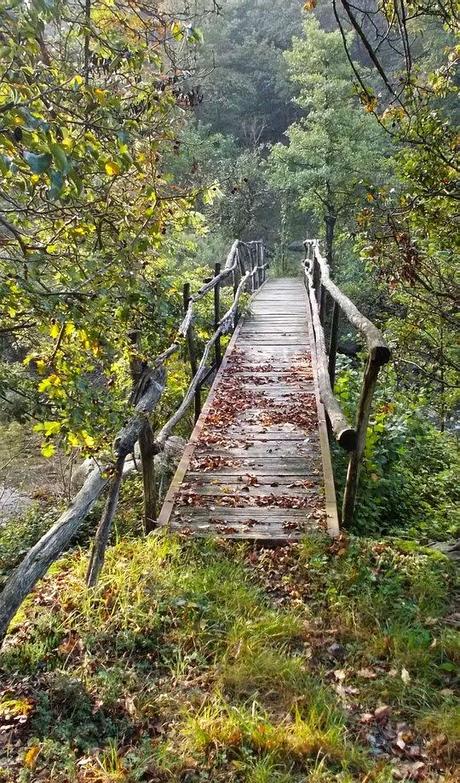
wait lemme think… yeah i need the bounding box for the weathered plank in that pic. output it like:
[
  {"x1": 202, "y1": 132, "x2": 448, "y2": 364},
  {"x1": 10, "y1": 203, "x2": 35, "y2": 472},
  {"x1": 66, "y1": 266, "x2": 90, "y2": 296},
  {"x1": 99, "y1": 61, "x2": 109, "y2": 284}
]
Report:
[{"x1": 158, "y1": 278, "x2": 339, "y2": 540}]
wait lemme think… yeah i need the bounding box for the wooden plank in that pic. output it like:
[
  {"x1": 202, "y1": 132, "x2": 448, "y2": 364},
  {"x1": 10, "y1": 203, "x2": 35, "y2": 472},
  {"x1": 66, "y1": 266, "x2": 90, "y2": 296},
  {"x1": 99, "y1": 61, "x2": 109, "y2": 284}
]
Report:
[
  {"x1": 186, "y1": 457, "x2": 321, "y2": 476},
  {"x1": 176, "y1": 484, "x2": 320, "y2": 497},
  {"x1": 185, "y1": 473, "x2": 322, "y2": 485},
  {"x1": 192, "y1": 442, "x2": 320, "y2": 457}
]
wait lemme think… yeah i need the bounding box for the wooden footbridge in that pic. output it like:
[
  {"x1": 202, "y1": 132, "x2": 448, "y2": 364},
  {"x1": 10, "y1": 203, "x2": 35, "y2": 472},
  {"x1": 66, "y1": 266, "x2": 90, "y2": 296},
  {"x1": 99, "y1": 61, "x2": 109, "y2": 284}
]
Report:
[
  {"x1": 0, "y1": 237, "x2": 391, "y2": 639},
  {"x1": 158, "y1": 239, "x2": 390, "y2": 541}
]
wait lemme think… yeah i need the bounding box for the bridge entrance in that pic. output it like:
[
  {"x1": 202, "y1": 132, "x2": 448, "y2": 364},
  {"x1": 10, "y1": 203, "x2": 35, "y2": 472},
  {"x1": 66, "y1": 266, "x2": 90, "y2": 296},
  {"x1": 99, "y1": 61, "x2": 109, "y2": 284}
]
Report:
[{"x1": 158, "y1": 278, "x2": 339, "y2": 541}]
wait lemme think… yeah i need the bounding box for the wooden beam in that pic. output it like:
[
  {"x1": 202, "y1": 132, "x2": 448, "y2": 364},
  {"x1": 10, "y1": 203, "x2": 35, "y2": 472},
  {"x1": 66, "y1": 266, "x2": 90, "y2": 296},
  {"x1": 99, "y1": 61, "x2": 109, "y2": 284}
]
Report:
[{"x1": 305, "y1": 266, "x2": 356, "y2": 451}]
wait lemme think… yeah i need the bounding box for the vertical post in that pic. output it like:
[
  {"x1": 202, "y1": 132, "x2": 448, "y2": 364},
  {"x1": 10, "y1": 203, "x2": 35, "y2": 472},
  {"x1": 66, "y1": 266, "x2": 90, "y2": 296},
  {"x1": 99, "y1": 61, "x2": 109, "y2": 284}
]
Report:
[
  {"x1": 319, "y1": 285, "x2": 327, "y2": 326},
  {"x1": 86, "y1": 454, "x2": 125, "y2": 586},
  {"x1": 312, "y1": 255, "x2": 321, "y2": 305},
  {"x1": 214, "y1": 262, "x2": 222, "y2": 368},
  {"x1": 232, "y1": 268, "x2": 239, "y2": 325},
  {"x1": 257, "y1": 244, "x2": 263, "y2": 288},
  {"x1": 342, "y1": 359, "x2": 380, "y2": 526},
  {"x1": 129, "y1": 339, "x2": 157, "y2": 533},
  {"x1": 139, "y1": 422, "x2": 157, "y2": 532},
  {"x1": 249, "y1": 246, "x2": 255, "y2": 292},
  {"x1": 183, "y1": 282, "x2": 201, "y2": 422},
  {"x1": 328, "y1": 302, "x2": 340, "y2": 387}
]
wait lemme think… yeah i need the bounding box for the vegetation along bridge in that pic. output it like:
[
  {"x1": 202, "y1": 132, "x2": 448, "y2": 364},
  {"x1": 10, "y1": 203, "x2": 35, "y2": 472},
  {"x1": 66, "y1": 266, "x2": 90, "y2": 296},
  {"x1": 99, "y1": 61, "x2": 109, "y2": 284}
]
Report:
[
  {"x1": 158, "y1": 239, "x2": 390, "y2": 542},
  {"x1": 0, "y1": 237, "x2": 390, "y2": 640}
]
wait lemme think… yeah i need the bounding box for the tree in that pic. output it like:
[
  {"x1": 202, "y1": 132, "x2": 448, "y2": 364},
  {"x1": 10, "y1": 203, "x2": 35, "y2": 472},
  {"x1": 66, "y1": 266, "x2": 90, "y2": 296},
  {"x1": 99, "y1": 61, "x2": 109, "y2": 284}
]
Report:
[
  {"x1": 269, "y1": 15, "x2": 388, "y2": 269},
  {"x1": 331, "y1": 0, "x2": 459, "y2": 421},
  {"x1": 193, "y1": 0, "x2": 302, "y2": 146},
  {"x1": 0, "y1": 0, "x2": 203, "y2": 456}
]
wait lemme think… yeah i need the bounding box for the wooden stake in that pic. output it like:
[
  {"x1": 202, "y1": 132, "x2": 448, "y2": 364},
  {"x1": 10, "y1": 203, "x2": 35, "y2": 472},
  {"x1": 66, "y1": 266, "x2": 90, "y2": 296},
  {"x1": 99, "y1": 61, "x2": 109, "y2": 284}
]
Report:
[
  {"x1": 183, "y1": 282, "x2": 201, "y2": 422},
  {"x1": 342, "y1": 359, "x2": 381, "y2": 526},
  {"x1": 214, "y1": 262, "x2": 222, "y2": 368}
]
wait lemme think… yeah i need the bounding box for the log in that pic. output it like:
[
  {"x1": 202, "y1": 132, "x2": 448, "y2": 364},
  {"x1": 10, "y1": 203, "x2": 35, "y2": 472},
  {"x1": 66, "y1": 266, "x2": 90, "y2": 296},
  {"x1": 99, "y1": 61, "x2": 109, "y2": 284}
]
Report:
[
  {"x1": 306, "y1": 266, "x2": 356, "y2": 451},
  {"x1": 0, "y1": 460, "x2": 127, "y2": 645},
  {"x1": 114, "y1": 366, "x2": 166, "y2": 458},
  {"x1": 310, "y1": 241, "x2": 390, "y2": 366}
]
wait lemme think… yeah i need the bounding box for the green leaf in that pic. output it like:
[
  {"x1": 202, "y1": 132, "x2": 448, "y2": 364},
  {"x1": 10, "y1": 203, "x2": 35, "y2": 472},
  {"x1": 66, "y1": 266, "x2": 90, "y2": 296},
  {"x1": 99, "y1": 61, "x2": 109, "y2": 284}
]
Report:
[
  {"x1": 23, "y1": 151, "x2": 52, "y2": 174},
  {"x1": 50, "y1": 143, "x2": 68, "y2": 172},
  {"x1": 48, "y1": 170, "x2": 64, "y2": 200}
]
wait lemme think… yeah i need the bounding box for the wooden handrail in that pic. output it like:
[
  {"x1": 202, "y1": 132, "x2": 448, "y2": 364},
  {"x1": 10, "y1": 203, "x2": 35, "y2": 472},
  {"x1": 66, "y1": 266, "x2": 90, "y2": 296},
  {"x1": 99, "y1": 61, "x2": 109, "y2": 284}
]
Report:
[
  {"x1": 305, "y1": 240, "x2": 390, "y2": 364},
  {"x1": 303, "y1": 238, "x2": 391, "y2": 527},
  {"x1": 304, "y1": 261, "x2": 356, "y2": 451}
]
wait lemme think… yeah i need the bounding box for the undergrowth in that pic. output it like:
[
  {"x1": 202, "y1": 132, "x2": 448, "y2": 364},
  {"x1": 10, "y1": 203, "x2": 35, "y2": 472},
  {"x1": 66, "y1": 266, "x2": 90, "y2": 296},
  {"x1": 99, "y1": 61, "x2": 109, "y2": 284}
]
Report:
[
  {"x1": 333, "y1": 365, "x2": 459, "y2": 541},
  {"x1": 0, "y1": 532, "x2": 458, "y2": 782}
]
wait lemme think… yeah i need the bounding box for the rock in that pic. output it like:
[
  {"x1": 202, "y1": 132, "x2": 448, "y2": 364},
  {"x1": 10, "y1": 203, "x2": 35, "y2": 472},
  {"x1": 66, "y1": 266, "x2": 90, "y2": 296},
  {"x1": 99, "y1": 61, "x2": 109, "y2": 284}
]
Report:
[
  {"x1": 70, "y1": 457, "x2": 98, "y2": 492},
  {"x1": 327, "y1": 642, "x2": 346, "y2": 660},
  {"x1": 0, "y1": 483, "x2": 33, "y2": 525},
  {"x1": 430, "y1": 539, "x2": 460, "y2": 560}
]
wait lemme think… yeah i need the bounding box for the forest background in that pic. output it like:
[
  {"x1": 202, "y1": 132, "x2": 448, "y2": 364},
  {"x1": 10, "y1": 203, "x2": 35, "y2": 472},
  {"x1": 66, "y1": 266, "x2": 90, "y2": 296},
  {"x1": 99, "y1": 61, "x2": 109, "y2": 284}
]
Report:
[{"x1": 0, "y1": 1, "x2": 458, "y2": 781}]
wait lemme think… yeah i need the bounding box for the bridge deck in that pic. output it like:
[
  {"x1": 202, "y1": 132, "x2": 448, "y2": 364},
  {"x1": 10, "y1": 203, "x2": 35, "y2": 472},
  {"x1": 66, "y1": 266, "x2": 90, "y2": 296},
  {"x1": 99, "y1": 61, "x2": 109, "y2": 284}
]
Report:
[{"x1": 158, "y1": 278, "x2": 339, "y2": 541}]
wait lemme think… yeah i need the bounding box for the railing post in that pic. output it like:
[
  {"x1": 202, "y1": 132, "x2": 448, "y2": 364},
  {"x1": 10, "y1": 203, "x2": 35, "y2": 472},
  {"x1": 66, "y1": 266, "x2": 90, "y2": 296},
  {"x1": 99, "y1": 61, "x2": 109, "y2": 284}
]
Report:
[
  {"x1": 342, "y1": 358, "x2": 380, "y2": 526},
  {"x1": 183, "y1": 282, "x2": 201, "y2": 422},
  {"x1": 233, "y1": 248, "x2": 241, "y2": 325},
  {"x1": 214, "y1": 262, "x2": 222, "y2": 369},
  {"x1": 258, "y1": 243, "x2": 265, "y2": 287},
  {"x1": 319, "y1": 285, "x2": 326, "y2": 326},
  {"x1": 328, "y1": 302, "x2": 340, "y2": 387},
  {"x1": 249, "y1": 246, "x2": 256, "y2": 292},
  {"x1": 312, "y1": 255, "x2": 321, "y2": 304}
]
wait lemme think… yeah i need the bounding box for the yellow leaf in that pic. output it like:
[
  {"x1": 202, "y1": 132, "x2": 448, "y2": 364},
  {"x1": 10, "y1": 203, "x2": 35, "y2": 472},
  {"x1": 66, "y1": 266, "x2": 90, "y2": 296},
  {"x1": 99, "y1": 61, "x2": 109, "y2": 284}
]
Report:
[
  {"x1": 50, "y1": 323, "x2": 60, "y2": 339},
  {"x1": 94, "y1": 88, "x2": 107, "y2": 104},
  {"x1": 41, "y1": 442, "x2": 56, "y2": 458},
  {"x1": 303, "y1": 0, "x2": 317, "y2": 10},
  {"x1": 68, "y1": 433, "x2": 80, "y2": 448},
  {"x1": 43, "y1": 420, "x2": 61, "y2": 436},
  {"x1": 38, "y1": 377, "x2": 51, "y2": 392},
  {"x1": 65, "y1": 322, "x2": 75, "y2": 335},
  {"x1": 105, "y1": 160, "x2": 121, "y2": 176},
  {"x1": 36, "y1": 359, "x2": 46, "y2": 374},
  {"x1": 38, "y1": 374, "x2": 61, "y2": 392},
  {"x1": 24, "y1": 745, "x2": 40, "y2": 769},
  {"x1": 81, "y1": 430, "x2": 95, "y2": 448}
]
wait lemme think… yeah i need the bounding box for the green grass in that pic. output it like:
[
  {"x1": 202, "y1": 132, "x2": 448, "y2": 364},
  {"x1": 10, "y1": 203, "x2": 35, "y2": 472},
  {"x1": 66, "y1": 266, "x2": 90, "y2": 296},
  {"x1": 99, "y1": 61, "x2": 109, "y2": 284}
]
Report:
[{"x1": 0, "y1": 532, "x2": 458, "y2": 782}]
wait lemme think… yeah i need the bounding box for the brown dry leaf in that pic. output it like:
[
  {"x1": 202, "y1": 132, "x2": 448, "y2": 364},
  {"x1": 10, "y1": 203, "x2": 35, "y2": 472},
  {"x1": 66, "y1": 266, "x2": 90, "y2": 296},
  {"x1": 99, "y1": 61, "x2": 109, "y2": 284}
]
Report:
[{"x1": 374, "y1": 704, "x2": 391, "y2": 721}]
